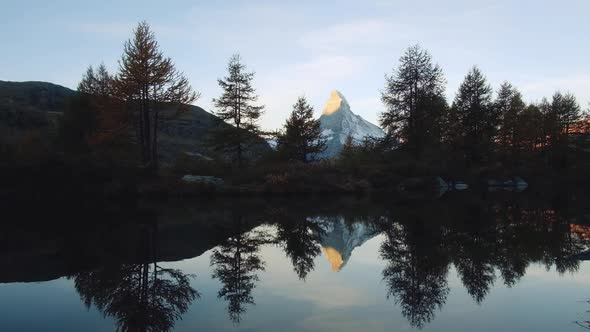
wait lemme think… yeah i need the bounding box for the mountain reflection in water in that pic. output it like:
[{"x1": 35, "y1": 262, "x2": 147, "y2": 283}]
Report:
[{"x1": 1, "y1": 192, "x2": 590, "y2": 331}]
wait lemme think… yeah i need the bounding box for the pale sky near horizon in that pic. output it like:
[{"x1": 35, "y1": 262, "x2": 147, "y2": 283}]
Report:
[{"x1": 1, "y1": 0, "x2": 589, "y2": 129}]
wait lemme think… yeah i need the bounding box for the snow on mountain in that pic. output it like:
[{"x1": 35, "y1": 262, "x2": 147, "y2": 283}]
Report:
[
  {"x1": 319, "y1": 90, "x2": 384, "y2": 158},
  {"x1": 310, "y1": 216, "x2": 380, "y2": 272}
]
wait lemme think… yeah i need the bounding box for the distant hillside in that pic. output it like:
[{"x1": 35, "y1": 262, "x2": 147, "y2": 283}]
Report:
[
  {"x1": 0, "y1": 80, "x2": 76, "y2": 113},
  {"x1": 0, "y1": 80, "x2": 270, "y2": 163},
  {"x1": 0, "y1": 81, "x2": 75, "y2": 130},
  {"x1": 157, "y1": 103, "x2": 271, "y2": 164}
]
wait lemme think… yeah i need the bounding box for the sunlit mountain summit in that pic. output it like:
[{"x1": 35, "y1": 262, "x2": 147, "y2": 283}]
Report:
[
  {"x1": 319, "y1": 90, "x2": 385, "y2": 158},
  {"x1": 312, "y1": 216, "x2": 380, "y2": 272}
]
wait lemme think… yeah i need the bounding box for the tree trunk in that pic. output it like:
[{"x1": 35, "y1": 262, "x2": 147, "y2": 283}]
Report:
[
  {"x1": 143, "y1": 88, "x2": 151, "y2": 167},
  {"x1": 152, "y1": 109, "x2": 159, "y2": 170}
]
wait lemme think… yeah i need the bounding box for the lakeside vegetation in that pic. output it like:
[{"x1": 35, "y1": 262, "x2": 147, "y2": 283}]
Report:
[{"x1": 1, "y1": 21, "x2": 590, "y2": 197}]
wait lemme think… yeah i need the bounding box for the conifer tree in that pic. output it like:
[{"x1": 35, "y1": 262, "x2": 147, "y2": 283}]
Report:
[
  {"x1": 78, "y1": 63, "x2": 113, "y2": 96},
  {"x1": 339, "y1": 134, "x2": 356, "y2": 159},
  {"x1": 452, "y1": 66, "x2": 494, "y2": 163},
  {"x1": 495, "y1": 82, "x2": 525, "y2": 154},
  {"x1": 212, "y1": 54, "x2": 264, "y2": 167},
  {"x1": 516, "y1": 104, "x2": 544, "y2": 153},
  {"x1": 539, "y1": 98, "x2": 553, "y2": 149},
  {"x1": 551, "y1": 92, "x2": 581, "y2": 138},
  {"x1": 75, "y1": 63, "x2": 132, "y2": 147},
  {"x1": 116, "y1": 21, "x2": 198, "y2": 169},
  {"x1": 276, "y1": 96, "x2": 326, "y2": 162},
  {"x1": 380, "y1": 45, "x2": 447, "y2": 156},
  {"x1": 547, "y1": 92, "x2": 581, "y2": 168}
]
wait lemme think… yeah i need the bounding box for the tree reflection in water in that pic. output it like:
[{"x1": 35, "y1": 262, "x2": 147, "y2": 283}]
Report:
[
  {"x1": 378, "y1": 216, "x2": 450, "y2": 329},
  {"x1": 62, "y1": 196, "x2": 590, "y2": 330},
  {"x1": 272, "y1": 208, "x2": 326, "y2": 281},
  {"x1": 210, "y1": 214, "x2": 270, "y2": 324},
  {"x1": 376, "y1": 198, "x2": 589, "y2": 329},
  {"x1": 72, "y1": 221, "x2": 199, "y2": 332}
]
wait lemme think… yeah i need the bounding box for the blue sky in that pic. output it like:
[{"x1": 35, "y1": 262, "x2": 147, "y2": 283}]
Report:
[{"x1": 1, "y1": 0, "x2": 589, "y2": 129}]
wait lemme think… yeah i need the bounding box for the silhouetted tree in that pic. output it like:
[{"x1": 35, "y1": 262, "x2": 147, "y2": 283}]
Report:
[
  {"x1": 75, "y1": 64, "x2": 131, "y2": 148},
  {"x1": 452, "y1": 232, "x2": 497, "y2": 304},
  {"x1": 495, "y1": 82, "x2": 525, "y2": 156},
  {"x1": 58, "y1": 94, "x2": 98, "y2": 153},
  {"x1": 116, "y1": 21, "x2": 199, "y2": 169},
  {"x1": 212, "y1": 54, "x2": 264, "y2": 167},
  {"x1": 515, "y1": 103, "x2": 544, "y2": 155},
  {"x1": 78, "y1": 63, "x2": 114, "y2": 96},
  {"x1": 546, "y1": 92, "x2": 581, "y2": 168},
  {"x1": 72, "y1": 222, "x2": 199, "y2": 332},
  {"x1": 276, "y1": 96, "x2": 326, "y2": 162},
  {"x1": 493, "y1": 206, "x2": 532, "y2": 287},
  {"x1": 337, "y1": 134, "x2": 357, "y2": 165},
  {"x1": 379, "y1": 220, "x2": 450, "y2": 329},
  {"x1": 452, "y1": 67, "x2": 495, "y2": 163},
  {"x1": 380, "y1": 45, "x2": 447, "y2": 156},
  {"x1": 210, "y1": 215, "x2": 268, "y2": 323},
  {"x1": 273, "y1": 211, "x2": 325, "y2": 280},
  {"x1": 74, "y1": 264, "x2": 198, "y2": 332}
]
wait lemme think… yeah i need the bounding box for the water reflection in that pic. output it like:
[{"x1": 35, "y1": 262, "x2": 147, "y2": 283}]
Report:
[
  {"x1": 71, "y1": 220, "x2": 199, "y2": 332},
  {"x1": 271, "y1": 208, "x2": 326, "y2": 280},
  {"x1": 371, "y1": 197, "x2": 588, "y2": 328},
  {"x1": 378, "y1": 218, "x2": 450, "y2": 328},
  {"x1": 210, "y1": 213, "x2": 270, "y2": 323},
  {"x1": 1, "y1": 193, "x2": 590, "y2": 330}
]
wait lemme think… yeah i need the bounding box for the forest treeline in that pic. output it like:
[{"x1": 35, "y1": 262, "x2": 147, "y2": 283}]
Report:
[{"x1": 2, "y1": 21, "x2": 590, "y2": 195}]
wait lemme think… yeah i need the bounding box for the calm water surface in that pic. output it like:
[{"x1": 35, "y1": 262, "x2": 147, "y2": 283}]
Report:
[{"x1": 1, "y1": 193, "x2": 590, "y2": 331}]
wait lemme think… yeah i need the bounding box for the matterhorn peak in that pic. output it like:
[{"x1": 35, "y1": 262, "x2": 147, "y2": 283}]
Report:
[
  {"x1": 318, "y1": 90, "x2": 385, "y2": 158},
  {"x1": 322, "y1": 90, "x2": 351, "y2": 116}
]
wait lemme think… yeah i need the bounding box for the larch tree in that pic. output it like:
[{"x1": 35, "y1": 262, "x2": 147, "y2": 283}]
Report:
[
  {"x1": 495, "y1": 82, "x2": 525, "y2": 154},
  {"x1": 515, "y1": 104, "x2": 544, "y2": 153},
  {"x1": 551, "y1": 92, "x2": 581, "y2": 137},
  {"x1": 452, "y1": 66, "x2": 495, "y2": 163},
  {"x1": 380, "y1": 45, "x2": 447, "y2": 156},
  {"x1": 61, "y1": 63, "x2": 118, "y2": 153},
  {"x1": 547, "y1": 92, "x2": 581, "y2": 168},
  {"x1": 116, "y1": 21, "x2": 199, "y2": 169},
  {"x1": 276, "y1": 96, "x2": 326, "y2": 162},
  {"x1": 76, "y1": 63, "x2": 130, "y2": 147},
  {"x1": 212, "y1": 54, "x2": 264, "y2": 167},
  {"x1": 338, "y1": 134, "x2": 356, "y2": 162},
  {"x1": 78, "y1": 63, "x2": 114, "y2": 97}
]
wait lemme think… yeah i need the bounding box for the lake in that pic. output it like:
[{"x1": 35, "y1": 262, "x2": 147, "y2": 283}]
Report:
[{"x1": 1, "y1": 191, "x2": 590, "y2": 331}]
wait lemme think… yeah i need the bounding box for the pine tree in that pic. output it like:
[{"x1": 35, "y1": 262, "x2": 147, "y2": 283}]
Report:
[
  {"x1": 380, "y1": 45, "x2": 447, "y2": 156},
  {"x1": 547, "y1": 92, "x2": 581, "y2": 168},
  {"x1": 78, "y1": 63, "x2": 113, "y2": 96},
  {"x1": 552, "y1": 92, "x2": 581, "y2": 137},
  {"x1": 516, "y1": 104, "x2": 544, "y2": 153},
  {"x1": 539, "y1": 98, "x2": 553, "y2": 149},
  {"x1": 339, "y1": 134, "x2": 356, "y2": 158},
  {"x1": 212, "y1": 54, "x2": 264, "y2": 167},
  {"x1": 116, "y1": 21, "x2": 199, "y2": 169},
  {"x1": 75, "y1": 64, "x2": 130, "y2": 147},
  {"x1": 452, "y1": 66, "x2": 494, "y2": 163},
  {"x1": 495, "y1": 82, "x2": 525, "y2": 154},
  {"x1": 276, "y1": 96, "x2": 326, "y2": 162}
]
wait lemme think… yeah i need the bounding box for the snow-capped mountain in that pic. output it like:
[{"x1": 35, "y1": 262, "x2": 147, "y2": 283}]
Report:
[
  {"x1": 310, "y1": 216, "x2": 380, "y2": 272},
  {"x1": 319, "y1": 90, "x2": 385, "y2": 158}
]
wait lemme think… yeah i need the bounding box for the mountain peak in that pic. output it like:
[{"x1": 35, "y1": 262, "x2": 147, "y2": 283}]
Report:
[
  {"x1": 322, "y1": 90, "x2": 351, "y2": 115},
  {"x1": 318, "y1": 90, "x2": 385, "y2": 158}
]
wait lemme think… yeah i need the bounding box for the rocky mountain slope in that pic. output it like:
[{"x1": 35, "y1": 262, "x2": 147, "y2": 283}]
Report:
[
  {"x1": 311, "y1": 216, "x2": 380, "y2": 272},
  {"x1": 319, "y1": 90, "x2": 384, "y2": 158}
]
